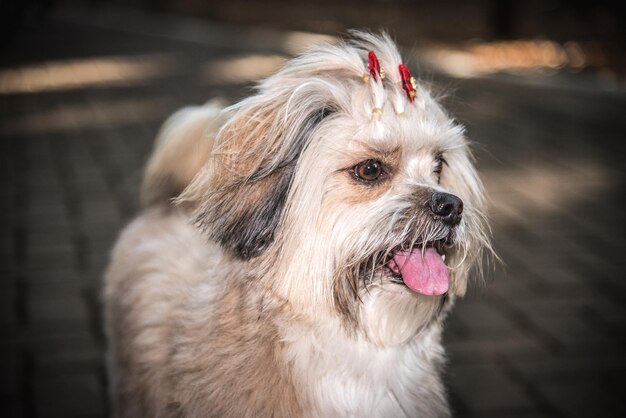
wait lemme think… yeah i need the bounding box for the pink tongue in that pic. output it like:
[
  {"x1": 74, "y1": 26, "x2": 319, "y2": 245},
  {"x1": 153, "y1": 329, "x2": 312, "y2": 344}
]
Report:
[{"x1": 387, "y1": 247, "x2": 449, "y2": 295}]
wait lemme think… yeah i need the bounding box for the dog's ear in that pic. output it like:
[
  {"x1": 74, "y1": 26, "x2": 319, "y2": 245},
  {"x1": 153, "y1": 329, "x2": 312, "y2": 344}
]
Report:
[{"x1": 180, "y1": 90, "x2": 336, "y2": 260}]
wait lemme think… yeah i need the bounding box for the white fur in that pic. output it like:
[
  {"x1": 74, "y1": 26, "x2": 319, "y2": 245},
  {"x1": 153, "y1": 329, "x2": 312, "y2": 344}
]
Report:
[{"x1": 282, "y1": 317, "x2": 449, "y2": 417}]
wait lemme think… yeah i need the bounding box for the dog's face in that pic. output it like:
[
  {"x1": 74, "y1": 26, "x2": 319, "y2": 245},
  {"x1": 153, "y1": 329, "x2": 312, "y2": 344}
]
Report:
[{"x1": 181, "y1": 33, "x2": 489, "y2": 346}]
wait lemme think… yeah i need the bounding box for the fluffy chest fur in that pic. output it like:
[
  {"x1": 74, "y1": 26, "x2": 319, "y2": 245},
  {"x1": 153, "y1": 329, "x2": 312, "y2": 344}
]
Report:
[
  {"x1": 175, "y1": 256, "x2": 449, "y2": 417},
  {"x1": 282, "y1": 320, "x2": 449, "y2": 418}
]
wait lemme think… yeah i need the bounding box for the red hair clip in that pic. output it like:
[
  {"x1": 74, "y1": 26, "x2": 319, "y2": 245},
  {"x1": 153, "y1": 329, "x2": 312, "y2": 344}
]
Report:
[
  {"x1": 368, "y1": 51, "x2": 385, "y2": 81},
  {"x1": 399, "y1": 64, "x2": 417, "y2": 102}
]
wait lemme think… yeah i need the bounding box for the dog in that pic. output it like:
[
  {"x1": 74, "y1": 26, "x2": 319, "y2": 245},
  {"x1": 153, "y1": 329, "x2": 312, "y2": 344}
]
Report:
[{"x1": 104, "y1": 32, "x2": 490, "y2": 418}]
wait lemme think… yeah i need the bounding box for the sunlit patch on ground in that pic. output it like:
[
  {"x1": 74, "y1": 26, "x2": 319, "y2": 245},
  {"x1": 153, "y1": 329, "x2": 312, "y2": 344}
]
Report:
[
  {"x1": 0, "y1": 53, "x2": 183, "y2": 94},
  {"x1": 421, "y1": 39, "x2": 611, "y2": 79},
  {"x1": 201, "y1": 54, "x2": 287, "y2": 85},
  {"x1": 483, "y1": 160, "x2": 612, "y2": 224}
]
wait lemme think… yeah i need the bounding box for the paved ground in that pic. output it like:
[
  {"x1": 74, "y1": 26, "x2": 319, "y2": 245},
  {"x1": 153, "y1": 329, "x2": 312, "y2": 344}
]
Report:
[{"x1": 1, "y1": 6, "x2": 625, "y2": 418}]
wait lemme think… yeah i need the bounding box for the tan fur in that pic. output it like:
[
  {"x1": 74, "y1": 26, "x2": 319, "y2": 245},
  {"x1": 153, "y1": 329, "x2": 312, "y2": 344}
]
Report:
[
  {"x1": 141, "y1": 101, "x2": 225, "y2": 206},
  {"x1": 106, "y1": 209, "x2": 305, "y2": 418},
  {"x1": 164, "y1": 281, "x2": 305, "y2": 418}
]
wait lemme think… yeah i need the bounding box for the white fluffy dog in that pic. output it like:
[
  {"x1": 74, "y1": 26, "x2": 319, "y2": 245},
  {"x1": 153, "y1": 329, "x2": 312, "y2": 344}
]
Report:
[{"x1": 104, "y1": 32, "x2": 490, "y2": 418}]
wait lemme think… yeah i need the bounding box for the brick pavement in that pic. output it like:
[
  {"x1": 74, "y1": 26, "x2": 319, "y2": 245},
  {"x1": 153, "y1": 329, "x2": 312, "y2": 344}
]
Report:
[{"x1": 1, "y1": 6, "x2": 625, "y2": 418}]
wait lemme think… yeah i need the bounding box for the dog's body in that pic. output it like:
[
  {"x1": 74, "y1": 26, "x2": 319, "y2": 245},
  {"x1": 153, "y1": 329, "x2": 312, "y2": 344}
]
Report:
[{"x1": 105, "y1": 33, "x2": 489, "y2": 417}]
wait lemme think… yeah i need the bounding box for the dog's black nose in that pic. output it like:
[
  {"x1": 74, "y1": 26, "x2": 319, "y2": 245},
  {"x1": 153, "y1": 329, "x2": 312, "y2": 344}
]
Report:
[{"x1": 430, "y1": 192, "x2": 463, "y2": 226}]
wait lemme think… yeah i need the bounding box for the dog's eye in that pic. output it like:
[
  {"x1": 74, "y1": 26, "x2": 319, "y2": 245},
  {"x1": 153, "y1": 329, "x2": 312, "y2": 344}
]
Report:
[
  {"x1": 353, "y1": 159, "x2": 384, "y2": 183},
  {"x1": 434, "y1": 155, "x2": 446, "y2": 182}
]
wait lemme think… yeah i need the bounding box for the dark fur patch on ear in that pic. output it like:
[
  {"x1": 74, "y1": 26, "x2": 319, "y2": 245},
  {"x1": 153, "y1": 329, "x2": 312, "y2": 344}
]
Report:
[
  {"x1": 199, "y1": 107, "x2": 335, "y2": 260},
  {"x1": 219, "y1": 165, "x2": 294, "y2": 259}
]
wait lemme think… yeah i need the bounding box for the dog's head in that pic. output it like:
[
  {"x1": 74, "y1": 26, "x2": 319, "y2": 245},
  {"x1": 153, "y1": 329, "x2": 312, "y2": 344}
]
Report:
[{"x1": 180, "y1": 32, "x2": 490, "y2": 345}]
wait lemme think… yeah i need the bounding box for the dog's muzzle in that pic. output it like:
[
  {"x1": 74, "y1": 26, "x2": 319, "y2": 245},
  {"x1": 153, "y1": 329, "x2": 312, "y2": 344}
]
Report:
[{"x1": 383, "y1": 191, "x2": 464, "y2": 296}]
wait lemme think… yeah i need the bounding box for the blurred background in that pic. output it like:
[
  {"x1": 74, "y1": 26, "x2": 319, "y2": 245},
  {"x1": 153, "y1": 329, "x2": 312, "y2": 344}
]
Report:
[{"x1": 1, "y1": 1, "x2": 624, "y2": 417}]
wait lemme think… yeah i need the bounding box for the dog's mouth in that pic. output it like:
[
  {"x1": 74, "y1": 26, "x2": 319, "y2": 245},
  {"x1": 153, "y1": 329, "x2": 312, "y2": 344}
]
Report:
[{"x1": 385, "y1": 240, "x2": 449, "y2": 296}]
